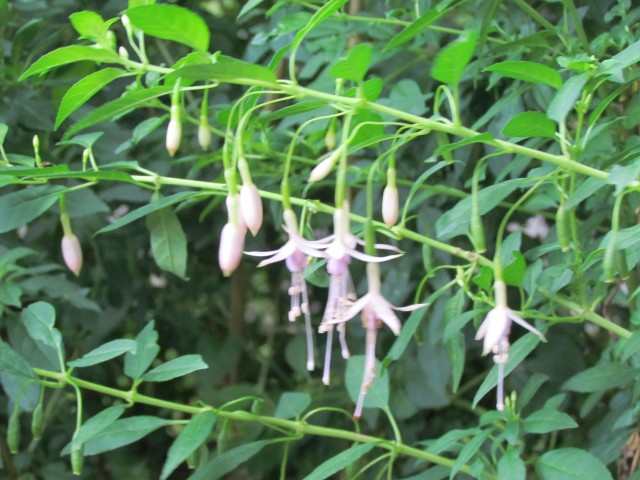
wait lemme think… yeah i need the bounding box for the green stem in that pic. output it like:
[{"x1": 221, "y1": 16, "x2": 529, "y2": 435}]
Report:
[
  {"x1": 335, "y1": 112, "x2": 354, "y2": 208},
  {"x1": 31, "y1": 368, "x2": 478, "y2": 476},
  {"x1": 562, "y1": 0, "x2": 590, "y2": 52}
]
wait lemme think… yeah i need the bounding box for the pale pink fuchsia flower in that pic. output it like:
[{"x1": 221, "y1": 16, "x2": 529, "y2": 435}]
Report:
[
  {"x1": 381, "y1": 185, "x2": 399, "y2": 227},
  {"x1": 244, "y1": 209, "x2": 325, "y2": 371},
  {"x1": 475, "y1": 280, "x2": 546, "y2": 410},
  {"x1": 61, "y1": 234, "x2": 83, "y2": 276},
  {"x1": 308, "y1": 148, "x2": 343, "y2": 183},
  {"x1": 348, "y1": 263, "x2": 425, "y2": 419},
  {"x1": 240, "y1": 183, "x2": 263, "y2": 236},
  {"x1": 165, "y1": 105, "x2": 181, "y2": 157},
  {"x1": 198, "y1": 115, "x2": 212, "y2": 151}
]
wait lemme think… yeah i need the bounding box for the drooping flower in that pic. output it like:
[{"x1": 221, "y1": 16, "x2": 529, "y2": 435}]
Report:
[
  {"x1": 382, "y1": 185, "x2": 399, "y2": 227},
  {"x1": 245, "y1": 209, "x2": 325, "y2": 371},
  {"x1": 218, "y1": 194, "x2": 246, "y2": 276},
  {"x1": 475, "y1": 280, "x2": 547, "y2": 411},
  {"x1": 240, "y1": 183, "x2": 263, "y2": 236},
  {"x1": 166, "y1": 105, "x2": 181, "y2": 157}
]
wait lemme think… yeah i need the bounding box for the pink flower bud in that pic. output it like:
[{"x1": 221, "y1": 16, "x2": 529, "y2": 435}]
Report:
[
  {"x1": 240, "y1": 184, "x2": 263, "y2": 236},
  {"x1": 381, "y1": 185, "x2": 399, "y2": 227},
  {"x1": 198, "y1": 118, "x2": 211, "y2": 151},
  {"x1": 61, "y1": 234, "x2": 83, "y2": 276},
  {"x1": 218, "y1": 223, "x2": 245, "y2": 276},
  {"x1": 166, "y1": 106, "x2": 181, "y2": 157},
  {"x1": 308, "y1": 150, "x2": 340, "y2": 183}
]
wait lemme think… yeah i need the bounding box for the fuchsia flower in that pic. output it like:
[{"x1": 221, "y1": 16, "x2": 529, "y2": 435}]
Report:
[
  {"x1": 218, "y1": 194, "x2": 246, "y2": 277},
  {"x1": 245, "y1": 209, "x2": 325, "y2": 371},
  {"x1": 61, "y1": 234, "x2": 83, "y2": 276},
  {"x1": 475, "y1": 280, "x2": 547, "y2": 411}
]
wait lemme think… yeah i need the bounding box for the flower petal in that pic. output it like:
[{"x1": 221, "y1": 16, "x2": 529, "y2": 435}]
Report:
[
  {"x1": 371, "y1": 296, "x2": 402, "y2": 335},
  {"x1": 507, "y1": 310, "x2": 547, "y2": 342},
  {"x1": 349, "y1": 249, "x2": 402, "y2": 263}
]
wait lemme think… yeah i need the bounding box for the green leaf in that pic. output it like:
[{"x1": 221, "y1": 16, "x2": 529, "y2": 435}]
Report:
[
  {"x1": 606, "y1": 162, "x2": 640, "y2": 195},
  {"x1": 125, "y1": 321, "x2": 160, "y2": 380},
  {"x1": 274, "y1": 392, "x2": 311, "y2": 419},
  {"x1": 620, "y1": 332, "x2": 640, "y2": 362},
  {"x1": 292, "y1": 0, "x2": 348, "y2": 47},
  {"x1": 0, "y1": 185, "x2": 65, "y2": 234},
  {"x1": 70, "y1": 416, "x2": 175, "y2": 456},
  {"x1": 599, "y1": 38, "x2": 640, "y2": 75},
  {"x1": 238, "y1": 0, "x2": 265, "y2": 19},
  {"x1": 190, "y1": 440, "x2": 272, "y2": 480},
  {"x1": 431, "y1": 30, "x2": 477, "y2": 86},
  {"x1": 69, "y1": 11, "x2": 114, "y2": 47},
  {"x1": 57, "y1": 132, "x2": 104, "y2": 149},
  {"x1": 146, "y1": 206, "x2": 187, "y2": 278},
  {"x1": 0, "y1": 282, "x2": 22, "y2": 308},
  {"x1": 330, "y1": 44, "x2": 372, "y2": 83},
  {"x1": 473, "y1": 330, "x2": 545, "y2": 407},
  {"x1": 142, "y1": 354, "x2": 208, "y2": 382},
  {"x1": 445, "y1": 333, "x2": 465, "y2": 394},
  {"x1": 345, "y1": 355, "x2": 389, "y2": 410},
  {"x1": 169, "y1": 57, "x2": 277, "y2": 86},
  {"x1": 21, "y1": 302, "x2": 63, "y2": 360},
  {"x1": 72, "y1": 405, "x2": 126, "y2": 446},
  {"x1": 498, "y1": 448, "x2": 526, "y2": 480},
  {"x1": 19, "y1": 46, "x2": 121, "y2": 80},
  {"x1": 502, "y1": 111, "x2": 556, "y2": 139},
  {"x1": 304, "y1": 442, "x2": 376, "y2": 480},
  {"x1": 56, "y1": 68, "x2": 131, "y2": 129},
  {"x1": 562, "y1": 362, "x2": 640, "y2": 392},
  {"x1": 160, "y1": 412, "x2": 216, "y2": 480},
  {"x1": 67, "y1": 339, "x2": 137, "y2": 368},
  {"x1": 384, "y1": 2, "x2": 453, "y2": 51},
  {"x1": 125, "y1": 5, "x2": 210, "y2": 51},
  {"x1": 96, "y1": 191, "x2": 200, "y2": 234},
  {"x1": 536, "y1": 448, "x2": 613, "y2": 480},
  {"x1": 434, "y1": 132, "x2": 493, "y2": 156},
  {"x1": 484, "y1": 61, "x2": 562, "y2": 89},
  {"x1": 0, "y1": 340, "x2": 36, "y2": 380},
  {"x1": 502, "y1": 251, "x2": 526, "y2": 287},
  {"x1": 523, "y1": 408, "x2": 578, "y2": 434},
  {"x1": 566, "y1": 176, "x2": 604, "y2": 210},
  {"x1": 64, "y1": 85, "x2": 173, "y2": 138},
  {"x1": 547, "y1": 73, "x2": 588, "y2": 124},
  {"x1": 0, "y1": 123, "x2": 8, "y2": 145},
  {"x1": 450, "y1": 430, "x2": 490, "y2": 478}
]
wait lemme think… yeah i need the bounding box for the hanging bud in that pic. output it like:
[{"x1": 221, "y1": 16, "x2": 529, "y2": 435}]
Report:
[
  {"x1": 218, "y1": 223, "x2": 245, "y2": 276},
  {"x1": 121, "y1": 14, "x2": 131, "y2": 30},
  {"x1": 240, "y1": 183, "x2": 263, "y2": 236},
  {"x1": 61, "y1": 234, "x2": 83, "y2": 276},
  {"x1": 7, "y1": 408, "x2": 19, "y2": 454},
  {"x1": 381, "y1": 185, "x2": 399, "y2": 227},
  {"x1": 118, "y1": 46, "x2": 129, "y2": 60},
  {"x1": 31, "y1": 402, "x2": 43, "y2": 440},
  {"x1": 71, "y1": 442, "x2": 84, "y2": 476},
  {"x1": 308, "y1": 149, "x2": 341, "y2": 183},
  {"x1": 198, "y1": 115, "x2": 212, "y2": 151},
  {"x1": 166, "y1": 105, "x2": 182, "y2": 157}
]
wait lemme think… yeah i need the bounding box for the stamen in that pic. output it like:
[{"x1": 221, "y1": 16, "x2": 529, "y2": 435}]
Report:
[
  {"x1": 322, "y1": 326, "x2": 334, "y2": 385},
  {"x1": 338, "y1": 322, "x2": 350, "y2": 359}
]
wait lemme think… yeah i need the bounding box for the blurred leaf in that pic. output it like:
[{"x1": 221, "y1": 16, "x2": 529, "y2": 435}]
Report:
[
  {"x1": 292, "y1": 0, "x2": 348, "y2": 47},
  {"x1": 96, "y1": 191, "x2": 201, "y2": 234},
  {"x1": 21, "y1": 302, "x2": 63, "y2": 361},
  {"x1": 566, "y1": 177, "x2": 608, "y2": 209},
  {"x1": 330, "y1": 44, "x2": 372, "y2": 83},
  {"x1": 169, "y1": 57, "x2": 277, "y2": 86},
  {"x1": 387, "y1": 307, "x2": 427, "y2": 362},
  {"x1": 274, "y1": 392, "x2": 311, "y2": 419},
  {"x1": 0, "y1": 283, "x2": 22, "y2": 308},
  {"x1": 0, "y1": 123, "x2": 8, "y2": 145},
  {"x1": 146, "y1": 206, "x2": 187, "y2": 278},
  {"x1": 498, "y1": 448, "x2": 526, "y2": 480},
  {"x1": 0, "y1": 340, "x2": 36, "y2": 380},
  {"x1": 562, "y1": 362, "x2": 640, "y2": 392},
  {"x1": 58, "y1": 132, "x2": 104, "y2": 149},
  {"x1": 67, "y1": 339, "x2": 137, "y2": 368},
  {"x1": 345, "y1": 355, "x2": 389, "y2": 410},
  {"x1": 126, "y1": 5, "x2": 210, "y2": 51},
  {"x1": 484, "y1": 61, "x2": 562, "y2": 89},
  {"x1": 519, "y1": 373, "x2": 549, "y2": 409},
  {"x1": 305, "y1": 442, "x2": 376, "y2": 480},
  {"x1": 450, "y1": 430, "x2": 490, "y2": 478},
  {"x1": 431, "y1": 30, "x2": 477, "y2": 86},
  {"x1": 190, "y1": 440, "x2": 272, "y2": 480},
  {"x1": 0, "y1": 185, "x2": 65, "y2": 234},
  {"x1": 606, "y1": 162, "x2": 640, "y2": 195},
  {"x1": 434, "y1": 133, "x2": 493, "y2": 156},
  {"x1": 72, "y1": 405, "x2": 126, "y2": 446},
  {"x1": 384, "y1": 2, "x2": 454, "y2": 51},
  {"x1": 238, "y1": 0, "x2": 265, "y2": 19},
  {"x1": 502, "y1": 111, "x2": 556, "y2": 138},
  {"x1": 19, "y1": 46, "x2": 121, "y2": 80},
  {"x1": 142, "y1": 354, "x2": 208, "y2": 382},
  {"x1": 125, "y1": 321, "x2": 160, "y2": 380},
  {"x1": 599, "y1": 38, "x2": 640, "y2": 75},
  {"x1": 161, "y1": 412, "x2": 216, "y2": 480},
  {"x1": 547, "y1": 73, "x2": 588, "y2": 124},
  {"x1": 503, "y1": 251, "x2": 526, "y2": 287},
  {"x1": 536, "y1": 448, "x2": 612, "y2": 479},
  {"x1": 56, "y1": 68, "x2": 131, "y2": 129},
  {"x1": 523, "y1": 408, "x2": 578, "y2": 434}
]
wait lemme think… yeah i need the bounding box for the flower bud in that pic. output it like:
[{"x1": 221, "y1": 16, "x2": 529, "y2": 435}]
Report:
[
  {"x1": 71, "y1": 443, "x2": 84, "y2": 475},
  {"x1": 166, "y1": 106, "x2": 181, "y2": 157},
  {"x1": 62, "y1": 234, "x2": 83, "y2": 276},
  {"x1": 240, "y1": 184, "x2": 263, "y2": 236},
  {"x1": 198, "y1": 119, "x2": 212, "y2": 151},
  {"x1": 218, "y1": 223, "x2": 245, "y2": 276},
  {"x1": 308, "y1": 149, "x2": 340, "y2": 183},
  {"x1": 118, "y1": 46, "x2": 129, "y2": 60},
  {"x1": 7, "y1": 408, "x2": 19, "y2": 454},
  {"x1": 121, "y1": 14, "x2": 131, "y2": 29},
  {"x1": 381, "y1": 185, "x2": 399, "y2": 227},
  {"x1": 31, "y1": 402, "x2": 43, "y2": 440}
]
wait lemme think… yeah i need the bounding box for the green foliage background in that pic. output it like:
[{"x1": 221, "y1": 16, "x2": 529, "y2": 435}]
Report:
[{"x1": 1, "y1": 0, "x2": 640, "y2": 479}]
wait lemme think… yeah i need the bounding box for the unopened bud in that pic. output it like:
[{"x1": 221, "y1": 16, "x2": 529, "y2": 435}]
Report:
[
  {"x1": 218, "y1": 223, "x2": 245, "y2": 276},
  {"x1": 61, "y1": 234, "x2": 83, "y2": 276},
  {"x1": 121, "y1": 14, "x2": 131, "y2": 29},
  {"x1": 166, "y1": 106, "x2": 181, "y2": 157},
  {"x1": 308, "y1": 149, "x2": 340, "y2": 183},
  {"x1": 240, "y1": 184, "x2": 263, "y2": 236},
  {"x1": 118, "y1": 46, "x2": 129, "y2": 60},
  {"x1": 198, "y1": 118, "x2": 212, "y2": 151},
  {"x1": 381, "y1": 185, "x2": 399, "y2": 227},
  {"x1": 325, "y1": 127, "x2": 336, "y2": 150},
  {"x1": 71, "y1": 442, "x2": 84, "y2": 475}
]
